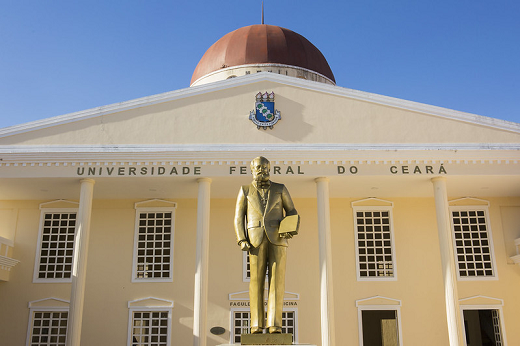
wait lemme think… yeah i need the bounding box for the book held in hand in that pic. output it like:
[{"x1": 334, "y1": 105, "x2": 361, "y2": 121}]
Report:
[{"x1": 278, "y1": 215, "x2": 300, "y2": 236}]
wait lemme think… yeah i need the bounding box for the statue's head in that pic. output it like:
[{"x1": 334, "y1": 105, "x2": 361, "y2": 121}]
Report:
[{"x1": 250, "y1": 156, "x2": 270, "y2": 183}]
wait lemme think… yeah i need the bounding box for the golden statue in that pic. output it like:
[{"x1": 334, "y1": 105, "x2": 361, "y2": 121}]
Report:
[{"x1": 234, "y1": 156, "x2": 299, "y2": 334}]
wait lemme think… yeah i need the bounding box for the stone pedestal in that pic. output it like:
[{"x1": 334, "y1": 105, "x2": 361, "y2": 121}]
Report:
[
  {"x1": 241, "y1": 333, "x2": 292, "y2": 345},
  {"x1": 218, "y1": 333, "x2": 316, "y2": 346}
]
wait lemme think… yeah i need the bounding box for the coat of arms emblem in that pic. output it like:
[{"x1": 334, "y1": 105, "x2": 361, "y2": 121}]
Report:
[{"x1": 249, "y1": 92, "x2": 281, "y2": 129}]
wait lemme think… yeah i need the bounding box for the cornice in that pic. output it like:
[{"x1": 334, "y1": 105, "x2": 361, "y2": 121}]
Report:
[
  {"x1": 1, "y1": 143, "x2": 519, "y2": 153},
  {"x1": 0, "y1": 143, "x2": 518, "y2": 166},
  {"x1": 0, "y1": 73, "x2": 519, "y2": 138},
  {"x1": 190, "y1": 63, "x2": 336, "y2": 86}
]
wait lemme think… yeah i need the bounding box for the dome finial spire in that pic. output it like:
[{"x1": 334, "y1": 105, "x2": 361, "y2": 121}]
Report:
[{"x1": 261, "y1": 1, "x2": 264, "y2": 24}]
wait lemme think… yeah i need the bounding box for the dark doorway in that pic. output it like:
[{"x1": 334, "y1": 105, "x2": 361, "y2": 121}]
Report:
[
  {"x1": 463, "y1": 309, "x2": 503, "y2": 346},
  {"x1": 361, "y1": 310, "x2": 399, "y2": 346}
]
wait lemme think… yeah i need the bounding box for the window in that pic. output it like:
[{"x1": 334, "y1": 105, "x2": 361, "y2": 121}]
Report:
[
  {"x1": 243, "y1": 252, "x2": 268, "y2": 282},
  {"x1": 132, "y1": 203, "x2": 176, "y2": 282},
  {"x1": 27, "y1": 298, "x2": 70, "y2": 346},
  {"x1": 127, "y1": 298, "x2": 173, "y2": 346},
  {"x1": 232, "y1": 310, "x2": 250, "y2": 341},
  {"x1": 450, "y1": 206, "x2": 496, "y2": 279},
  {"x1": 130, "y1": 311, "x2": 169, "y2": 346},
  {"x1": 34, "y1": 207, "x2": 78, "y2": 283},
  {"x1": 352, "y1": 201, "x2": 396, "y2": 280},
  {"x1": 29, "y1": 311, "x2": 68, "y2": 346},
  {"x1": 230, "y1": 309, "x2": 297, "y2": 344}
]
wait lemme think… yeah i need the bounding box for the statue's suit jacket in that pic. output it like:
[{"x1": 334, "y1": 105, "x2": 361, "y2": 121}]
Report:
[{"x1": 234, "y1": 182, "x2": 298, "y2": 248}]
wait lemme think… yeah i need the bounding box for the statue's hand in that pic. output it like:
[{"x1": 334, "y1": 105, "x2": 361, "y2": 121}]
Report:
[
  {"x1": 280, "y1": 233, "x2": 293, "y2": 239},
  {"x1": 240, "y1": 240, "x2": 252, "y2": 251}
]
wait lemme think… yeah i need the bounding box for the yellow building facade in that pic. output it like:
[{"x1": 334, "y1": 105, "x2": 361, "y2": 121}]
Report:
[{"x1": 0, "y1": 24, "x2": 519, "y2": 346}]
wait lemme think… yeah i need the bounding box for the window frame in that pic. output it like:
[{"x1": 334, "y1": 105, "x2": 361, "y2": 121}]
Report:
[
  {"x1": 352, "y1": 205, "x2": 397, "y2": 281},
  {"x1": 449, "y1": 205, "x2": 498, "y2": 281},
  {"x1": 460, "y1": 304, "x2": 507, "y2": 346},
  {"x1": 132, "y1": 206, "x2": 176, "y2": 283},
  {"x1": 127, "y1": 298, "x2": 173, "y2": 346},
  {"x1": 229, "y1": 307, "x2": 298, "y2": 344},
  {"x1": 26, "y1": 298, "x2": 69, "y2": 346},
  {"x1": 33, "y1": 207, "x2": 78, "y2": 283},
  {"x1": 355, "y1": 297, "x2": 403, "y2": 346},
  {"x1": 242, "y1": 251, "x2": 269, "y2": 282}
]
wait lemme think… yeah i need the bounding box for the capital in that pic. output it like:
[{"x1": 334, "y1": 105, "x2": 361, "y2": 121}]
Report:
[
  {"x1": 431, "y1": 176, "x2": 447, "y2": 183},
  {"x1": 315, "y1": 177, "x2": 330, "y2": 183},
  {"x1": 79, "y1": 178, "x2": 95, "y2": 185}
]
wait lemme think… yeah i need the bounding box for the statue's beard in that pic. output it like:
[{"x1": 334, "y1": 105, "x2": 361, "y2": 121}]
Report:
[{"x1": 254, "y1": 173, "x2": 270, "y2": 182}]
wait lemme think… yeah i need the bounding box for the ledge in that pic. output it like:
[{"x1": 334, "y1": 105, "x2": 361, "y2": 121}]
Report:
[
  {"x1": 0, "y1": 255, "x2": 20, "y2": 271},
  {"x1": 0, "y1": 255, "x2": 20, "y2": 281},
  {"x1": 512, "y1": 238, "x2": 520, "y2": 265}
]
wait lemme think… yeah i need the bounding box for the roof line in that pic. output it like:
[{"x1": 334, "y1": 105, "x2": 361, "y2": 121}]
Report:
[
  {"x1": 1, "y1": 143, "x2": 519, "y2": 154},
  {"x1": 1, "y1": 144, "x2": 518, "y2": 164},
  {"x1": 0, "y1": 73, "x2": 518, "y2": 138}
]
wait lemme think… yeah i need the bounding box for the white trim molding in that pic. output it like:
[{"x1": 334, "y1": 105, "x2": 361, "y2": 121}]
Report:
[
  {"x1": 127, "y1": 297, "x2": 174, "y2": 309},
  {"x1": 355, "y1": 296, "x2": 403, "y2": 346},
  {"x1": 352, "y1": 200, "x2": 397, "y2": 281},
  {"x1": 459, "y1": 295, "x2": 507, "y2": 346},
  {"x1": 511, "y1": 238, "x2": 520, "y2": 265},
  {"x1": 39, "y1": 199, "x2": 79, "y2": 209},
  {"x1": 33, "y1": 207, "x2": 79, "y2": 284},
  {"x1": 448, "y1": 203, "x2": 498, "y2": 281},
  {"x1": 127, "y1": 297, "x2": 174, "y2": 346},
  {"x1": 229, "y1": 307, "x2": 299, "y2": 344},
  {"x1": 132, "y1": 204, "x2": 176, "y2": 283},
  {"x1": 1, "y1": 144, "x2": 518, "y2": 174},
  {"x1": 0, "y1": 236, "x2": 19, "y2": 273},
  {"x1": 228, "y1": 290, "x2": 300, "y2": 301},
  {"x1": 26, "y1": 298, "x2": 70, "y2": 346},
  {"x1": 0, "y1": 255, "x2": 20, "y2": 272}
]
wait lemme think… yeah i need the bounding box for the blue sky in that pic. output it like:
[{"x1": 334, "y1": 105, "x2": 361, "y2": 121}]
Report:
[{"x1": 1, "y1": 1, "x2": 519, "y2": 129}]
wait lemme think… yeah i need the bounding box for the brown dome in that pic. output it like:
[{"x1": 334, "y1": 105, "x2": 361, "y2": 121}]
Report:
[{"x1": 191, "y1": 24, "x2": 335, "y2": 85}]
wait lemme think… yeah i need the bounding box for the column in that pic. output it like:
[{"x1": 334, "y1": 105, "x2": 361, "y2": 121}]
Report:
[
  {"x1": 315, "y1": 178, "x2": 336, "y2": 346},
  {"x1": 66, "y1": 178, "x2": 95, "y2": 346},
  {"x1": 193, "y1": 178, "x2": 211, "y2": 346},
  {"x1": 431, "y1": 177, "x2": 464, "y2": 346}
]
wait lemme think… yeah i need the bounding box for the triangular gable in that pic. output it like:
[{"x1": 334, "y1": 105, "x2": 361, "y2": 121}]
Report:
[
  {"x1": 28, "y1": 297, "x2": 69, "y2": 308},
  {"x1": 135, "y1": 199, "x2": 177, "y2": 209},
  {"x1": 356, "y1": 296, "x2": 401, "y2": 307},
  {"x1": 459, "y1": 295, "x2": 503, "y2": 307},
  {"x1": 352, "y1": 197, "x2": 394, "y2": 208},
  {"x1": 39, "y1": 199, "x2": 79, "y2": 209},
  {"x1": 128, "y1": 297, "x2": 174, "y2": 308},
  {"x1": 229, "y1": 290, "x2": 299, "y2": 301},
  {"x1": 0, "y1": 73, "x2": 519, "y2": 148},
  {"x1": 449, "y1": 197, "x2": 490, "y2": 207}
]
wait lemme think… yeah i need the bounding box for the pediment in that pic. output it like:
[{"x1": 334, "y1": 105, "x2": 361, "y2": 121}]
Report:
[
  {"x1": 449, "y1": 197, "x2": 490, "y2": 207},
  {"x1": 28, "y1": 297, "x2": 69, "y2": 308},
  {"x1": 128, "y1": 297, "x2": 174, "y2": 308},
  {"x1": 356, "y1": 296, "x2": 401, "y2": 307},
  {"x1": 135, "y1": 199, "x2": 177, "y2": 209},
  {"x1": 0, "y1": 73, "x2": 518, "y2": 150},
  {"x1": 229, "y1": 290, "x2": 299, "y2": 301},
  {"x1": 39, "y1": 199, "x2": 79, "y2": 209},
  {"x1": 352, "y1": 197, "x2": 393, "y2": 208},
  {"x1": 459, "y1": 295, "x2": 503, "y2": 306}
]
